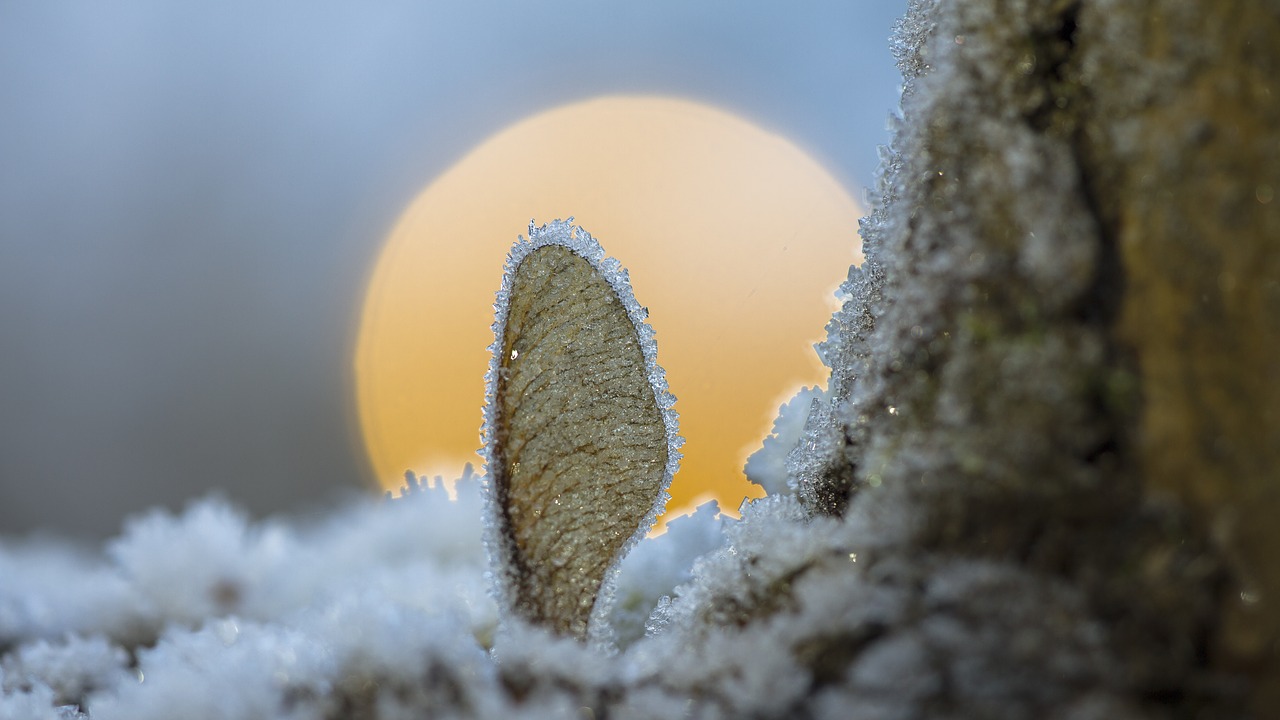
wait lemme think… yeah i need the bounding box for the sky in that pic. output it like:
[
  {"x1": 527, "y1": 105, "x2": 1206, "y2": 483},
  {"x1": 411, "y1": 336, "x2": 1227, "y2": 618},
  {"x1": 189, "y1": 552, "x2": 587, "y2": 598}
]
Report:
[{"x1": 0, "y1": 1, "x2": 908, "y2": 538}]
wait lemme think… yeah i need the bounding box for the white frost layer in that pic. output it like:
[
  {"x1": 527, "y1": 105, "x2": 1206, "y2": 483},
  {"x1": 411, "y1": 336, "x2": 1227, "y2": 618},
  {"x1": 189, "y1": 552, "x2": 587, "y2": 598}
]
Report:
[
  {"x1": 743, "y1": 386, "x2": 827, "y2": 496},
  {"x1": 0, "y1": 483, "x2": 766, "y2": 720},
  {"x1": 1, "y1": 476, "x2": 495, "y2": 656},
  {"x1": 608, "y1": 501, "x2": 726, "y2": 648},
  {"x1": 0, "y1": 472, "x2": 1138, "y2": 719}
]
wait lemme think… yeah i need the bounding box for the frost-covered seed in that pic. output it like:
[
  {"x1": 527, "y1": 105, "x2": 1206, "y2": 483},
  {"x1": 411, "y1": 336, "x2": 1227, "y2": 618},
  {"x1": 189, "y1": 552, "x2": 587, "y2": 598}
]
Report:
[{"x1": 482, "y1": 220, "x2": 680, "y2": 643}]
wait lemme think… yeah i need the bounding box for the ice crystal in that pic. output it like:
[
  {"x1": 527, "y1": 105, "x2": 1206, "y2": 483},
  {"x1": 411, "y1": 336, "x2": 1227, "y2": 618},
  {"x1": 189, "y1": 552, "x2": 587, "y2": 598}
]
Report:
[
  {"x1": 743, "y1": 386, "x2": 825, "y2": 497},
  {"x1": 608, "y1": 501, "x2": 725, "y2": 647},
  {"x1": 1, "y1": 636, "x2": 129, "y2": 709}
]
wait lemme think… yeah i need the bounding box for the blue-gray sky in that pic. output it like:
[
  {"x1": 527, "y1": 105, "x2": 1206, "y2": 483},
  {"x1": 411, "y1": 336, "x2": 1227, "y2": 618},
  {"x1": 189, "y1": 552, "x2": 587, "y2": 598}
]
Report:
[{"x1": 0, "y1": 1, "x2": 907, "y2": 538}]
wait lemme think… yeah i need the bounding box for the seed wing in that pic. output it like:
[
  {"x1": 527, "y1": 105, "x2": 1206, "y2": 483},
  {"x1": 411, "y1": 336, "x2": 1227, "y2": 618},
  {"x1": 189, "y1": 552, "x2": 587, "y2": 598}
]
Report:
[{"x1": 483, "y1": 223, "x2": 677, "y2": 641}]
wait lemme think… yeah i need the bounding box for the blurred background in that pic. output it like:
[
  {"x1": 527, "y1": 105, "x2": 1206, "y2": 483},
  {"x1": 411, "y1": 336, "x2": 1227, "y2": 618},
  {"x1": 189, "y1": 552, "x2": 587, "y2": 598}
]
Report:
[{"x1": 0, "y1": 1, "x2": 907, "y2": 539}]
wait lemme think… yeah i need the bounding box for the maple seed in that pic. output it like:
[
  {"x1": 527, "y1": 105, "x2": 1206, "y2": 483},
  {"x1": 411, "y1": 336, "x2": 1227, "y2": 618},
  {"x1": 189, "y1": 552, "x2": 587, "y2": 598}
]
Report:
[{"x1": 484, "y1": 223, "x2": 675, "y2": 641}]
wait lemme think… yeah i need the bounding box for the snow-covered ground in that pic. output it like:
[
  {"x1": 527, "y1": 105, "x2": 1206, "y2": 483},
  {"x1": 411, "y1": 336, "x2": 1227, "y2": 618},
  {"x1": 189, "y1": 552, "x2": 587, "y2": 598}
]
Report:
[{"x1": 0, "y1": 466, "x2": 802, "y2": 719}]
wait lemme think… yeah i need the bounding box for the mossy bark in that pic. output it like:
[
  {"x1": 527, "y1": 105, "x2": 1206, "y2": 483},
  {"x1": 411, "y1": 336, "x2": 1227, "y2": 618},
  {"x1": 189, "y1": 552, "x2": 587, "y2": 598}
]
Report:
[
  {"x1": 1077, "y1": 2, "x2": 1280, "y2": 709},
  {"x1": 804, "y1": 0, "x2": 1280, "y2": 714}
]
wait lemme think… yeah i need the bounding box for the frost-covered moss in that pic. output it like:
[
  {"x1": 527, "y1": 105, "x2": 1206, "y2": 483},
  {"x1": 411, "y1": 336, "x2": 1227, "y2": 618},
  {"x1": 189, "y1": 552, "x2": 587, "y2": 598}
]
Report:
[{"x1": 783, "y1": 0, "x2": 1260, "y2": 713}]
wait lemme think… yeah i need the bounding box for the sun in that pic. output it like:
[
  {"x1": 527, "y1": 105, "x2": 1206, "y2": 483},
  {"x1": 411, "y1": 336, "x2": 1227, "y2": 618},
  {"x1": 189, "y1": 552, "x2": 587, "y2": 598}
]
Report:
[{"x1": 355, "y1": 95, "x2": 862, "y2": 517}]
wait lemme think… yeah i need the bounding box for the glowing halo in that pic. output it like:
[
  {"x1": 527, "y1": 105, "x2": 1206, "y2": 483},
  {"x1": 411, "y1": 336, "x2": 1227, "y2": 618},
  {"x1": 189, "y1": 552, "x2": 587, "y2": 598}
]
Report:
[{"x1": 354, "y1": 95, "x2": 862, "y2": 518}]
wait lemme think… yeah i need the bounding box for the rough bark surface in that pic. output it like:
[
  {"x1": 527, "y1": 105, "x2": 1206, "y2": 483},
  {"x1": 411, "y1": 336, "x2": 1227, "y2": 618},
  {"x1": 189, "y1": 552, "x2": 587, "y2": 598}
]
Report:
[
  {"x1": 796, "y1": 0, "x2": 1279, "y2": 714},
  {"x1": 1076, "y1": 2, "x2": 1280, "y2": 708}
]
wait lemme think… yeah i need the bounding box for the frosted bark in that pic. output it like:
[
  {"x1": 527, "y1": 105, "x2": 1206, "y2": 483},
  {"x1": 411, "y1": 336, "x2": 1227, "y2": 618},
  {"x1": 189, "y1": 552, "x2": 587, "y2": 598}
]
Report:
[
  {"x1": 1080, "y1": 2, "x2": 1280, "y2": 710},
  {"x1": 790, "y1": 0, "x2": 1280, "y2": 714}
]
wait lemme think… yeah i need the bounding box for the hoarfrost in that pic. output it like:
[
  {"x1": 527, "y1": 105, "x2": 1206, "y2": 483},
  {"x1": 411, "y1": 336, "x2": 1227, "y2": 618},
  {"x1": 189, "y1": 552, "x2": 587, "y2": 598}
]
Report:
[
  {"x1": 1, "y1": 636, "x2": 129, "y2": 709},
  {"x1": 108, "y1": 500, "x2": 301, "y2": 625},
  {"x1": 0, "y1": 474, "x2": 765, "y2": 718},
  {"x1": 0, "y1": 0, "x2": 1251, "y2": 715},
  {"x1": 0, "y1": 673, "x2": 80, "y2": 720},
  {"x1": 0, "y1": 543, "x2": 147, "y2": 648},
  {"x1": 743, "y1": 386, "x2": 825, "y2": 496},
  {"x1": 608, "y1": 500, "x2": 725, "y2": 647}
]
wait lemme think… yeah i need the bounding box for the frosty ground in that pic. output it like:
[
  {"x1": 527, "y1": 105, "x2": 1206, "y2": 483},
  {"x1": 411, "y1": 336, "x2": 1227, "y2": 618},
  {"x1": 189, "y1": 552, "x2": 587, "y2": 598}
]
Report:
[{"x1": 0, "y1": 417, "x2": 881, "y2": 720}]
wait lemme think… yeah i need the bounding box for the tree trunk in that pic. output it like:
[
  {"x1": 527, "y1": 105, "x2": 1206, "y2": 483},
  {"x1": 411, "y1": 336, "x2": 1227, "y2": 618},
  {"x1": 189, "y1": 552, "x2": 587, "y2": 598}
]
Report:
[
  {"x1": 1090, "y1": 2, "x2": 1280, "y2": 709},
  {"x1": 796, "y1": 0, "x2": 1279, "y2": 714}
]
